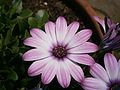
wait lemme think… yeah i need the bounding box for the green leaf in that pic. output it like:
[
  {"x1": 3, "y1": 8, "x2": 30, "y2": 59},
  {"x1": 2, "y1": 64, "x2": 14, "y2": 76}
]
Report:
[
  {"x1": 0, "y1": 22, "x2": 5, "y2": 32},
  {"x1": 35, "y1": 10, "x2": 49, "y2": 28},
  {"x1": 0, "y1": 39, "x2": 3, "y2": 50},
  {"x1": 0, "y1": 85, "x2": 6, "y2": 90},
  {"x1": 28, "y1": 17, "x2": 38, "y2": 28},
  {"x1": 4, "y1": 29, "x2": 12, "y2": 46},
  {"x1": 17, "y1": 16, "x2": 28, "y2": 36},
  {"x1": 19, "y1": 9, "x2": 33, "y2": 19},
  {"x1": 10, "y1": 0, "x2": 22, "y2": 17},
  {"x1": 7, "y1": 69, "x2": 18, "y2": 81}
]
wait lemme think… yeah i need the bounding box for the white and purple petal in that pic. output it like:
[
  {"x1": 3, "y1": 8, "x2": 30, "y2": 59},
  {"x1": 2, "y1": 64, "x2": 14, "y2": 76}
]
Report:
[
  {"x1": 68, "y1": 54, "x2": 95, "y2": 66},
  {"x1": 28, "y1": 58, "x2": 49, "y2": 76},
  {"x1": 56, "y1": 60, "x2": 71, "y2": 88},
  {"x1": 41, "y1": 58, "x2": 58, "y2": 84},
  {"x1": 65, "y1": 59, "x2": 84, "y2": 82},
  {"x1": 63, "y1": 21, "x2": 79, "y2": 45},
  {"x1": 82, "y1": 78, "x2": 108, "y2": 90},
  {"x1": 45, "y1": 21, "x2": 57, "y2": 44},
  {"x1": 104, "y1": 53, "x2": 119, "y2": 82},
  {"x1": 55, "y1": 16, "x2": 67, "y2": 43},
  {"x1": 30, "y1": 28, "x2": 51, "y2": 44},
  {"x1": 117, "y1": 60, "x2": 120, "y2": 81},
  {"x1": 90, "y1": 63, "x2": 110, "y2": 84},
  {"x1": 68, "y1": 42, "x2": 98, "y2": 54},
  {"x1": 23, "y1": 49, "x2": 50, "y2": 61},
  {"x1": 67, "y1": 29, "x2": 92, "y2": 48}
]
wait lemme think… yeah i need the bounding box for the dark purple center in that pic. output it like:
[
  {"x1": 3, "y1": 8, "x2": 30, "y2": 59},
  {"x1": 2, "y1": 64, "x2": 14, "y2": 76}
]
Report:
[
  {"x1": 52, "y1": 45, "x2": 67, "y2": 58},
  {"x1": 110, "y1": 83, "x2": 120, "y2": 90}
]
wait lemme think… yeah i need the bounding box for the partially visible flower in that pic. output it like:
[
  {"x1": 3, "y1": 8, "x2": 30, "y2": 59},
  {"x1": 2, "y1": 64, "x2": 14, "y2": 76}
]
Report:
[
  {"x1": 23, "y1": 16, "x2": 98, "y2": 88},
  {"x1": 81, "y1": 53, "x2": 120, "y2": 90},
  {"x1": 94, "y1": 16, "x2": 120, "y2": 51}
]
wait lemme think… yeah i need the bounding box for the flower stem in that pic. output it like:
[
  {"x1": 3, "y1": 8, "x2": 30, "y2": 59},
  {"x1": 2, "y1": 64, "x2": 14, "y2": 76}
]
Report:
[{"x1": 75, "y1": 0, "x2": 104, "y2": 39}]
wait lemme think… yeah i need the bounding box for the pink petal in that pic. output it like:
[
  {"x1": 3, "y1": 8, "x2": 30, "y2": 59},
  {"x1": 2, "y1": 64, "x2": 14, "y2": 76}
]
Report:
[
  {"x1": 23, "y1": 49, "x2": 50, "y2": 61},
  {"x1": 68, "y1": 54, "x2": 95, "y2": 66},
  {"x1": 30, "y1": 28, "x2": 51, "y2": 44},
  {"x1": 56, "y1": 60, "x2": 71, "y2": 88},
  {"x1": 55, "y1": 16, "x2": 67, "y2": 43},
  {"x1": 28, "y1": 58, "x2": 49, "y2": 76},
  {"x1": 117, "y1": 60, "x2": 120, "y2": 81},
  {"x1": 90, "y1": 63, "x2": 110, "y2": 84},
  {"x1": 65, "y1": 59, "x2": 84, "y2": 82},
  {"x1": 104, "y1": 53, "x2": 119, "y2": 82},
  {"x1": 68, "y1": 29, "x2": 92, "y2": 48},
  {"x1": 94, "y1": 16, "x2": 105, "y2": 32},
  {"x1": 68, "y1": 42, "x2": 98, "y2": 54},
  {"x1": 82, "y1": 78, "x2": 108, "y2": 90},
  {"x1": 41, "y1": 59, "x2": 58, "y2": 84},
  {"x1": 24, "y1": 37, "x2": 51, "y2": 50},
  {"x1": 45, "y1": 21, "x2": 57, "y2": 44},
  {"x1": 63, "y1": 22, "x2": 79, "y2": 45}
]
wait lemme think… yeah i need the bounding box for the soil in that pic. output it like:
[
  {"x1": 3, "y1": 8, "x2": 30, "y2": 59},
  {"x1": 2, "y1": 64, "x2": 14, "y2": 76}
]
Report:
[{"x1": 22, "y1": 0, "x2": 85, "y2": 28}]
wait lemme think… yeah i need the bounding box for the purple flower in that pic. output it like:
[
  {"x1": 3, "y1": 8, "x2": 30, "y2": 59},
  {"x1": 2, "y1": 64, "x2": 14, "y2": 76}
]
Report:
[
  {"x1": 82, "y1": 53, "x2": 120, "y2": 90},
  {"x1": 23, "y1": 16, "x2": 98, "y2": 88},
  {"x1": 94, "y1": 16, "x2": 120, "y2": 51}
]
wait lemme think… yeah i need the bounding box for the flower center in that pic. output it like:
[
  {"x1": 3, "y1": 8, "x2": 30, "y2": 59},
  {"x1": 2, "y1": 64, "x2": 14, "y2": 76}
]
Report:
[
  {"x1": 52, "y1": 45, "x2": 67, "y2": 58},
  {"x1": 110, "y1": 83, "x2": 120, "y2": 90}
]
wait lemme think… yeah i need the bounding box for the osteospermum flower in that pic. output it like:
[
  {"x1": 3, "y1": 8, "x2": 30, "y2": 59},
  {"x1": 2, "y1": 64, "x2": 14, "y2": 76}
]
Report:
[
  {"x1": 94, "y1": 16, "x2": 120, "y2": 51},
  {"x1": 23, "y1": 16, "x2": 98, "y2": 88},
  {"x1": 82, "y1": 53, "x2": 120, "y2": 90}
]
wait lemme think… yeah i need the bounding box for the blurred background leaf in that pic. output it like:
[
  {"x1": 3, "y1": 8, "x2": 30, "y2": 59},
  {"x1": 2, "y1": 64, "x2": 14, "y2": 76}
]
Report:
[{"x1": 88, "y1": 0, "x2": 120, "y2": 22}]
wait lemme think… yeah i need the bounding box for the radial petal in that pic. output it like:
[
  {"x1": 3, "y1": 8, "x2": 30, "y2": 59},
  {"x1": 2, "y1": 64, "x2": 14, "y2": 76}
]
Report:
[
  {"x1": 63, "y1": 22, "x2": 79, "y2": 45},
  {"x1": 56, "y1": 60, "x2": 71, "y2": 88},
  {"x1": 90, "y1": 63, "x2": 110, "y2": 84},
  {"x1": 41, "y1": 58, "x2": 58, "y2": 84},
  {"x1": 82, "y1": 78, "x2": 108, "y2": 90},
  {"x1": 45, "y1": 21, "x2": 57, "y2": 44},
  {"x1": 104, "y1": 53, "x2": 119, "y2": 82},
  {"x1": 30, "y1": 28, "x2": 51, "y2": 44},
  {"x1": 68, "y1": 29, "x2": 92, "y2": 48},
  {"x1": 28, "y1": 58, "x2": 50, "y2": 76},
  {"x1": 94, "y1": 16, "x2": 105, "y2": 32},
  {"x1": 55, "y1": 16, "x2": 67, "y2": 43},
  {"x1": 23, "y1": 49, "x2": 50, "y2": 61},
  {"x1": 68, "y1": 54, "x2": 95, "y2": 66},
  {"x1": 117, "y1": 60, "x2": 120, "y2": 81},
  {"x1": 65, "y1": 59, "x2": 84, "y2": 82},
  {"x1": 24, "y1": 37, "x2": 51, "y2": 50},
  {"x1": 68, "y1": 42, "x2": 98, "y2": 54}
]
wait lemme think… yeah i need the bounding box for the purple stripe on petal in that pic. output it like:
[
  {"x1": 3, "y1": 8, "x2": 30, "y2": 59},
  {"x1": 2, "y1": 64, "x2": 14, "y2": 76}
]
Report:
[
  {"x1": 45, "y1": 21, "x2": 57, "y2": 45},
  {"x1": 68, "y1": 29, "x2": 92, "y2": 48},
  {"x1": 104, "y1": 53, "x2": 119, "y2": 82},
  {"x1": 68, "y1": 54, "x2": 95, "y2": 66},
  {"x1": 82, "y1": 78, "x2": 108, "y2": 90},
  {"x1": 30, "y1": 28, "x2": 52, "y2": 44},
  {"x1": 23, "y1": 49, "x2": 50, "y2": 61},
  {"x1": 65, "y1": 59, "x2": 84, "y2": 82},
  {"x1": 55, "y1": 16, "x2": 68, "y2": 43},
  {"x1": 24, "y1": 37, "x2": 51, "y2": 50},
  {"x1": 63, "y1": 21, "x2": 79, "y2": 45},
  {"x1": 117, "y1": 60, "x2": 120, "y2": 81},
  {"x1": 28, "y1": 58, "x2": 49, "y2": 76},
  {"x1": 94, "y1": 16, "x2": 106, "y2": 32},
  {"x1": 90, "y1": 63, "x2": 110, "y2": 84},
  {"x1": 68, "y1": 42, "x2": 98, "y2": 54},
  {"x1": 41, "y1": 59, "x2": 58, "y2": 84},
  {"x1": 56, "y1": 60, "x2": 71, "y2": 88}
]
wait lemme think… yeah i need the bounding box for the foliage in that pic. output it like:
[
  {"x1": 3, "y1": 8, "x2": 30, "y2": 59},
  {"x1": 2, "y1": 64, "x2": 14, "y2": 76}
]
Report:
[{"x1": 0, "y1": 0, "x2": 49, "y2": 90}]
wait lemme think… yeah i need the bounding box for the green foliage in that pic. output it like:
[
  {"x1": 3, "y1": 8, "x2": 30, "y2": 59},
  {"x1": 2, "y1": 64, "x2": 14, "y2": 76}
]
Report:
[
  {"x1": 28, "y1": 10, "x2": 49, "y2": 28},
  {"x1": 0, "y1": 0, "x2": 49, "y2": 90}
]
